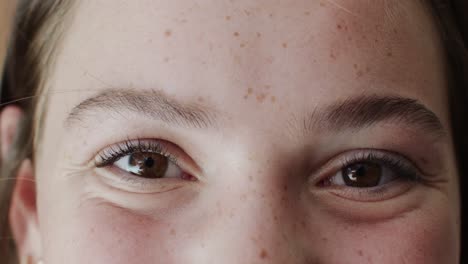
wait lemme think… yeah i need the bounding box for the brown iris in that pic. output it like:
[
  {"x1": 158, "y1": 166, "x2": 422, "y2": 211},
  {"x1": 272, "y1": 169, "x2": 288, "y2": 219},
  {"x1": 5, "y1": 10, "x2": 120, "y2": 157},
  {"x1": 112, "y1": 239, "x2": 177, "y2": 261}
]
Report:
[
  {"x1": 128, "y1": 152, "x2": 169, "y2": 178},
  {"x1": 342, "y1": 162, "x2": 382, "y2": 187}
]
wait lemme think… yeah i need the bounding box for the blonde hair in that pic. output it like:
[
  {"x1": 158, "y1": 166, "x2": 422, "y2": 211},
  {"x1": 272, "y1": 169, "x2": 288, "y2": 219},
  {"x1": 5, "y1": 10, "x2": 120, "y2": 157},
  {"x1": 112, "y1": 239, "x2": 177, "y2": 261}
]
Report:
[{"x1": 0, "y1": 0, "x2": 74, "y2": 263}]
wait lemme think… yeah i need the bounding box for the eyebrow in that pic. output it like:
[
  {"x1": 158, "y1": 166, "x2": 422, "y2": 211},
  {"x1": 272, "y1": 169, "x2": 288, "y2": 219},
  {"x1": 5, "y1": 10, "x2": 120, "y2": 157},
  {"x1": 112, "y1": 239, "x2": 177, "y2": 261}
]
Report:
[
  {"x1": 66, "y1": 90, "x2": 446, "y2": 140},
  {"x1": 65, "y1": 89, "x2": 217, "y2": 129},
  {"x1": 302, "y1": 95, "x2": 446, "y2": 138}
]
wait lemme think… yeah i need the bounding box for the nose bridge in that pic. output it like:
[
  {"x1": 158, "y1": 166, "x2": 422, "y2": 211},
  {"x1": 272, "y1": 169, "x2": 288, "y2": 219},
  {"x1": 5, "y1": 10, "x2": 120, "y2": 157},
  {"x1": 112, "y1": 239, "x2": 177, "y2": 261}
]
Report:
[
  {"x1": 190, "y1": 192, "x2": 298, "y2": 264},
  {"x1": 187, "y1": 149, "x2": 305, "y2": 263}
]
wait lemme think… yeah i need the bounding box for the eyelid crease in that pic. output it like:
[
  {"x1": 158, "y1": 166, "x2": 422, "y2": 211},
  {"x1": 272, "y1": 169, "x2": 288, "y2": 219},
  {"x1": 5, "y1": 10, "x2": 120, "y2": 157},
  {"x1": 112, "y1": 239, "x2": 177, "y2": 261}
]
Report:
[
  {"x1": 94, "y1": 138, "x2": 178, "y2": 167},
  {"x1": 339, "y1": 151, "x2": 422, "y2": 179},
  {"x1": 92, "y1": 137, "x2": 203, "y2": 180},
  {"x1": 311, "y1": 148, "x2": 438, "y2": 187}
]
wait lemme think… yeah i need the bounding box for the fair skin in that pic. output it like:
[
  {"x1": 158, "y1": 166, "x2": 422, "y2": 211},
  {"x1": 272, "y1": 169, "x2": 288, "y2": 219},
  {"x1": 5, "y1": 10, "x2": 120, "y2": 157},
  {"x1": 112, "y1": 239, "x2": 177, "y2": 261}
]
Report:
[{"x1": 2, "y1": 0, "x2": 460, "y2": 263}]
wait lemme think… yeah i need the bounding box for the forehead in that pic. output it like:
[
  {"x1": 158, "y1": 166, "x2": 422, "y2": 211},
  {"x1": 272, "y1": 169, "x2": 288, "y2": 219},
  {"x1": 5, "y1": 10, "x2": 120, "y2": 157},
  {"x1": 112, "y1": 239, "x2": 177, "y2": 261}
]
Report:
[{"x1": 51, "y1": 0, "x2": 447, "y2": 125}]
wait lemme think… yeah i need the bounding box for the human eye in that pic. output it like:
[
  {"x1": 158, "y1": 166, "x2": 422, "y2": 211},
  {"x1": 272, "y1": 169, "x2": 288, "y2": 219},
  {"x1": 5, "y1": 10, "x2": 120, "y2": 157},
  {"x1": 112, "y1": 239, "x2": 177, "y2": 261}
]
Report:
[
  {"x1": 315, "y1": 150, "x2": 424, "y2": 202},
  {"x1": 93, "y1": 139, "x2": 197, "y2": 193}
]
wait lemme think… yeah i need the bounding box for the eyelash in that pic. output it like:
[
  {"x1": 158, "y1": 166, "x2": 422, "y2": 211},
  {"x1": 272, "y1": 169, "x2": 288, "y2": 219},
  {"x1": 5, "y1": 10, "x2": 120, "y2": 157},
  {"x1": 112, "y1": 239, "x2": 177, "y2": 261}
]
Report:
[
  {"x1": 94, "y1": 138, "x2": 180, "y2": 168},
  {"x1": 94, "y1": 140, "x2": 423, "y2": 194},
  {"x1": 318, "y1": 150, "x2": 423, "y2": 187}
]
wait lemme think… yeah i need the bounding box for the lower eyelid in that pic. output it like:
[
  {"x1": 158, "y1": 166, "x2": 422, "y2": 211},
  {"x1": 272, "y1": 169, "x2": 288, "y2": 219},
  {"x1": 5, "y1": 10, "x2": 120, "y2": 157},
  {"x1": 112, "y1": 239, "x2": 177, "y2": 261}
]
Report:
[
  {"x1": 321, "y1": 179, "x2": 416, "y2": 202},
  {"x1": 94, "y1": 167, "x2": 188, "y2": 194}
]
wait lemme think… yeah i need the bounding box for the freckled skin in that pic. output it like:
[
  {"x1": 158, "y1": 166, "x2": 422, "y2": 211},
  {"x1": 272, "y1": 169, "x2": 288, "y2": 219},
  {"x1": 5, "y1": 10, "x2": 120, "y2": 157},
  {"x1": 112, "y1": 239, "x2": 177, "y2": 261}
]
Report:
[{"x1": 17, "y1": 0, "x2": 461, "y2": 263}]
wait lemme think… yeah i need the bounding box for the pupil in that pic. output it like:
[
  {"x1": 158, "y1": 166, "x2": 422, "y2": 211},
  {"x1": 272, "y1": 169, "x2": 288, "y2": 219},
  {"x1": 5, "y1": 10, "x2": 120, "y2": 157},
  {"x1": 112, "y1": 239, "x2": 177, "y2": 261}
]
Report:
[
  {"x1": 342, "y1": 162, "x2": 382, "y2": 187},
  {"x1": 356, "y1": 165, "x2": 366, "y2": 177},
  {"x1": 128, "y1": 153, "x2": 169, "y2": 178},
  {"x1": 144, "y1": 157, "x2": 155, "y2": 168}
]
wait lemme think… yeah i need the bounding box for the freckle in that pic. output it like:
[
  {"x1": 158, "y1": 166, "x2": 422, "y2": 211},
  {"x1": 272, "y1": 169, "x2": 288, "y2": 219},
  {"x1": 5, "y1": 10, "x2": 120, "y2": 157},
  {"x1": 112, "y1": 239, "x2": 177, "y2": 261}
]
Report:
[
  {"x1": 330, "y1": 52, "x2": 336, "y2": 60},
  {"x1": 269, "y1": 13, "x2": 274, "y2": 18},
  {"x1": 320, "y1": 1, "x2": 326, "y2": 7},
  {"x1": 248, "y1": 175, "x2": 253, "y2": 181},
  {"x1": 256, "y1": 32, "x2": 262, "y2": 38},
  {"x1": 266, "y1": 56, "x2": 275, "y2": 64},
  {"x1": 353, "y1": 63, "x2": 358, "y2": 69},
  {"x1": 170, "y1": 229, "x2": 176, "y2": 235},
  {"x1": 164, "y1": 29, "x2": 172, "y2": 37},
  {"x1": 247, "y1": 87, "x2": 253, "y2": 94},
  {"x1": 244, "y1": 95, "x2": 249, "y2": 99},
  {"x1": 163, "y1": 57, "x2": 170, "y2": 63},
  {"x1": 375, "y1": 38, "x2": 379, "y2": 43},
  {"x1": 233, "y1": 31, "x2": 240, "y2": 37},
  {"x1": 260, "y1": 249, "x2": 269, "y2": 259},
  {"x1": 244, "y1": 9, "x2": 251, "y2": 16},
  {"x1": 282, "y1": 184, "x2": 288, "y2": 191},
  {"x1": 225, "y1": 15, "x2": 231, "y2": 20},
  {"x1": 256, "y1": 93, "x2": 267, "y2": 103},
  {"x1": 347, "y1": 36, "x2": 352, "y2": 41},
  {"x1": 344, "y1": 25, "x2": 348, "y2": 31},
  {"x1": 386, "y1": 51, "x2": 393, "y2": 57},
  {"x1": 365, "y1": 66, "x2": 370, "y2": 73},
  {"x1": 271, "y1": 96, "x2": 276, "y2": 103},
  {"x1": 304, "y1": 11, "x2": 310, "y2": 16},
  {"x1": 358, "y1": 250, "x2": 364, "y2": 256},
  {"x1": 393, "y1": 28, "x2": 398, "y2": 34},
  {"x1": 240, "y1": 43, "x2": 246, "y2": 48},
  {"x1": 90, "y1": 227, "x2": 95, "y2": 233},
  {"x1": 321, "y1": 237, "x2": 328, "y2": 242},
  {"x1": 282, "y1": 42, "x2": 288, "y2": 48},
  {"x1": 337, "y1": 24, "x2": 343, "y2": 30}
]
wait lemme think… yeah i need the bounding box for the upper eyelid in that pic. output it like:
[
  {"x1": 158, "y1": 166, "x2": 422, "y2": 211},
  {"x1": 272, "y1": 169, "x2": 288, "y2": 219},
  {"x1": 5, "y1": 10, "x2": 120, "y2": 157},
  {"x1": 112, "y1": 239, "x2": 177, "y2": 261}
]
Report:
[
  {"x1": 95, "y1": 140, "x2": 175, "y2": 166},
  {"x1": 309, "y1": 149, "x2": 426, "y2": 184},
  {"x1": 93, "y1": 138, "x2": 203, "y2": 177},
  {"x1": 340, "y1": 151, "x2": 420, "y2": 174}
]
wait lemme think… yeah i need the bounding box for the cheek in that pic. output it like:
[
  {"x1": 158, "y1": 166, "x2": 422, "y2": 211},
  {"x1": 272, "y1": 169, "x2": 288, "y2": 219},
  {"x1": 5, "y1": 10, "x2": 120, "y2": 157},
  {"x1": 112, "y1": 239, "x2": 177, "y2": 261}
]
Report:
[
  {"x1": 42, "y1": 202, "x2": 186, "y2": 264},
  {"x1": 307, "y1": 205, "x2": 458, "y2": 263}
]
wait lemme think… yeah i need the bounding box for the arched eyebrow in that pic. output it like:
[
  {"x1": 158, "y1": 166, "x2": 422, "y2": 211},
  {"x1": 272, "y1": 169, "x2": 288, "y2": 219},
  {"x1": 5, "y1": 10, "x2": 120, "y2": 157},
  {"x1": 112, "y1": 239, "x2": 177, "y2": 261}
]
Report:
[
  {"x1": 301, "y1": 95, "x2": 446, "y2": 139},
  {"x1": 65, "y1": 89, "x2": 446, "y2": 141},
  {"x1": 65, "y1": 88, "x2": 218, "y2": 129}
]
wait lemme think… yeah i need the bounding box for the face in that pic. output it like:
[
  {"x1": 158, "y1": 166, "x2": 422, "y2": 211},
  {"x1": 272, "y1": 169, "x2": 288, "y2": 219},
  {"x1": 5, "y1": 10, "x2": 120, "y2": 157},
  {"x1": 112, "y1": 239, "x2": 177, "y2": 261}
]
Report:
[{"x1": 24, "y1": 0, "x2": 461, "y2": 263}]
